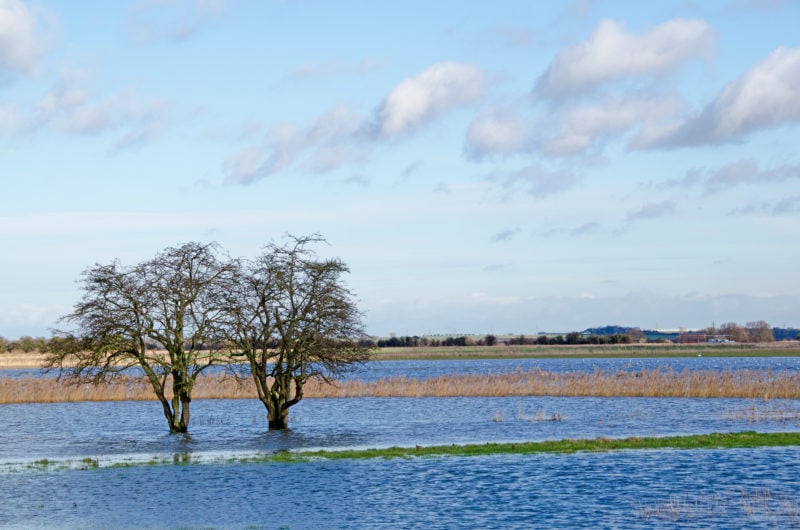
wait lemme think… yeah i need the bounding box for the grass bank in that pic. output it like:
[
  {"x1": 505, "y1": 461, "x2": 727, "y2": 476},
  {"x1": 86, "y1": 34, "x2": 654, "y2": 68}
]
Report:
[{"x1": 243, "y1": 431, "x2": 800, "y2": 462}]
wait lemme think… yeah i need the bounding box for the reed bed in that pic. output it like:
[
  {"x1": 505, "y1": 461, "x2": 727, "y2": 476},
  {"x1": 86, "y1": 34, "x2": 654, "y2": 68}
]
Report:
[{"x1": 2, "y1": 368, "x2": 800, "y2": 404}]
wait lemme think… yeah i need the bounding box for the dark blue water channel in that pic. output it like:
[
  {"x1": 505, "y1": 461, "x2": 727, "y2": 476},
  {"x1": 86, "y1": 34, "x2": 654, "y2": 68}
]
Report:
[
  {"x1": 5, "y1": 354, "x2": 800, "y2": 380},
  {"x1": 2, "y1": 357, "x2": 800, "y2": 527}
]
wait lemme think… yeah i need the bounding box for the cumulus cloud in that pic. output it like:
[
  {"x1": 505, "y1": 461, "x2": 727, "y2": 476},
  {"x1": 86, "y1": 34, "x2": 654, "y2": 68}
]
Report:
[
  {"x1": 625, "y1": 200, "x2": 677, "y2": 222},
  {"x1": 535, "y1": 18, "x2": 713, "y2": 98},
  {"x1": 0, "y1": 0, "x2": 50, "y2": 79},
  {"x1": 489, "y1": 164, "x2": 578, "y2": 197},
  {"x1": 375, "y1": 61, "x2": 484, "y2": 137},
  {"x1": 638, "y1": 47, "x2": 800, "y2": 147}
]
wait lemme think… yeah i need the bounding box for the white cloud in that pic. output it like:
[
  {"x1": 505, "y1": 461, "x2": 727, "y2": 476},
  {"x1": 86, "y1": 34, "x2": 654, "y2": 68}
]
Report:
[
  {"x1": 535, "y1": 18, "x2": 713, "y2": 98},
  {"x1": 375, "y1": 61, "x2": 484, "y2": 137},
  {"x1": 638, "y1": 47, "x2": 800, "y2": 147},
  {"x1": 0, "y1": 0, "x2": 49, "y2": 78}
]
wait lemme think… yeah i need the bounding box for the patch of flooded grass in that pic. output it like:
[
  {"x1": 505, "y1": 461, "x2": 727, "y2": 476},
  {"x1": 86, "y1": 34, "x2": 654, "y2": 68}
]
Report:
[
  {"x1": 637, "y1": 487, "x2": 800, "y2": 525},
  {"x1": 234, "y1": 430, "x2": 800, "y2": 463},
  {"x1": 4, "y1": 432, "x2": 800, "y2": 473}
]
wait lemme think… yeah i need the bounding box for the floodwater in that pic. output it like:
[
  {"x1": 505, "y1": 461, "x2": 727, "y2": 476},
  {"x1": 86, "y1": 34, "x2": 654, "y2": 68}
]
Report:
[
  {"x1": 4, "y1": 354, "x2": 800, "y2": 381},
  {"x1": 2, "y1": 357, "x2": 800, "y2": 528}
]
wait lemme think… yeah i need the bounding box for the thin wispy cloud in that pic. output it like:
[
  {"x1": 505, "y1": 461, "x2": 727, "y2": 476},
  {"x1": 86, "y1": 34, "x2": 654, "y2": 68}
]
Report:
[
  {"x1": 730, "y1": 195, "x2": 800, "y2": 216},
  {"x1": 490, "y1": 227, "x2": 521, "y2": 243},
  {"x1": 126, "y1": 0, "x2": 232, "y2": 43},
  {"x1": 287, "y1": 57, "x2": 383, "y2": 81},
  {"x1": 625, "y1": 200, "x2": 677, "y2": 222},
  {"x1": 225, "y1": 62, "x2": 486, "y2": 185},
  {"x1": 489, "y1": 164, "x2": 578, "y2": 197},
  {"x1": 21, "y1": 74, "x2": 172, "y2": 150}
]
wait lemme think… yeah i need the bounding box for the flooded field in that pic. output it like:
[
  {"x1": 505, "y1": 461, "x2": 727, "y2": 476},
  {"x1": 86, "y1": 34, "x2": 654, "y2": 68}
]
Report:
[{"x1": 1, "y1": 357, "x2": 799, "y2": 527}]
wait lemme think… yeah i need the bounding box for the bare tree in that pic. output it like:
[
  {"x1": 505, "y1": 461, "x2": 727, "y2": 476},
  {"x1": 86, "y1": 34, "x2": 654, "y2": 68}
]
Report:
[
  {"x1": 45, "y1": 243, "x2": 234, "y2": 433},
  {"x1": 746, "y1": 321, "x2": 774, "y2": 343},
  {"x1": 719, "y1": 322, "x2": 747, "y2": 343},
  {"x1": 219, "y1": 235, "x2": 372, "y2": 429}
]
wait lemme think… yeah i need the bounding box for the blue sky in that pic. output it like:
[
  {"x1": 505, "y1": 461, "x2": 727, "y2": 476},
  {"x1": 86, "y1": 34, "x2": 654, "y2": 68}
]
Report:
[{"x1": 2, "y1": 0, "x2": 799, "y2": 339}]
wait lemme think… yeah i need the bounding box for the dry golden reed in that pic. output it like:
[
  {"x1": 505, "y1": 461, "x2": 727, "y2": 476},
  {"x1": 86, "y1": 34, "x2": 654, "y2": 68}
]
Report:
[{"x1": 1, "y1": 368, "x2": 800, "y2": 404}]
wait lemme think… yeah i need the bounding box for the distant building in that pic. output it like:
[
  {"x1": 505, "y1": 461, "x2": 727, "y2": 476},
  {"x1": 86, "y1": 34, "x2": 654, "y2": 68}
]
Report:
[{"x1": 678, "y1": 332, "x2": 707, "y2": 344}]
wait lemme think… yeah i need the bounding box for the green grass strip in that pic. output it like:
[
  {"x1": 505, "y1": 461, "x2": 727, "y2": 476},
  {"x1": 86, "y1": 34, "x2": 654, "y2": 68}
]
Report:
[{"x1": 247, "y1": 431, "x2": 800, "y2": 463}]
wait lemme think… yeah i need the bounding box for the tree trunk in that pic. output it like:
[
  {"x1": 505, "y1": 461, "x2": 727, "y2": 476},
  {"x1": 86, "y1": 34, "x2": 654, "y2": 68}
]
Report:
[
  {"x1": 267, "y1": 405, "x2": 289, "y2": 430},
  {"x1": 264, "y1": 389, "x2": 290, "y2": 430}
]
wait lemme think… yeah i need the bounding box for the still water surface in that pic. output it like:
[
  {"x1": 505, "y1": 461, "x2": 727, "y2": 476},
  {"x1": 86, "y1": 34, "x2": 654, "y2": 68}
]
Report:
[{"x1": 2, "y1": 357, "x2": 800, "y2": 527}]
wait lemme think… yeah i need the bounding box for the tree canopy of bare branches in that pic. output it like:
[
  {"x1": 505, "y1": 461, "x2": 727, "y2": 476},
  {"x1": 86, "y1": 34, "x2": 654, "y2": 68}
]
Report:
[
  {"x1": 218, "y1": 235, "x2": 372, "y2": 429},
  {"x1": 46, "y1": 242, "x2": 236, "y2": 433},
  {"x1": 46, "y1": 236, "x2": 372, "y2": 432}
]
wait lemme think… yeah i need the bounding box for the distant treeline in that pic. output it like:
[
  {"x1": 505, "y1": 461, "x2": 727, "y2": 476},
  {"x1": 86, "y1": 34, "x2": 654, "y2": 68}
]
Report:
[
  {"x1": 374, "y1": 322, "x2": 799, "y2": 348},
  {"x1": 375, "y1": 333, "x2": 636, "y2": 348},
  {"x1": 2, "y1": 322, "x2": 798, "y2": 353}
]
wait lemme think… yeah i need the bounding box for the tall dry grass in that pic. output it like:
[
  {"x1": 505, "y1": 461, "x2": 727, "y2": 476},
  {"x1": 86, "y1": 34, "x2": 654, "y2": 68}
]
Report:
[{"x1": 2, "y1": 368, "x2": 800, "y2": 404}]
